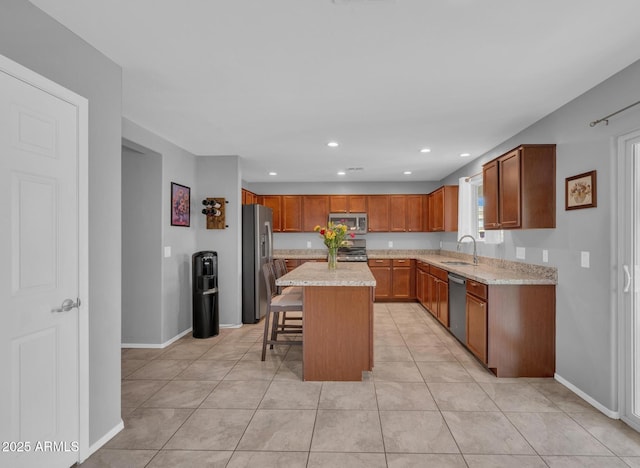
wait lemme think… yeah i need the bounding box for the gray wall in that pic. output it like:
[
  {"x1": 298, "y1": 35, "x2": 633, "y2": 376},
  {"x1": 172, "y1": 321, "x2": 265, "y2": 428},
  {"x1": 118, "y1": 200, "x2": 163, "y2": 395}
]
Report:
[
  {"x1": 0, "y1": 0, "x2": 123, "y2": 446},
  {"x1": 121, "y1": 146, "x2": 162, "y2": 344},
  {"x1": 440, "y1": 59, "x2": 640, "y2": 411},
  {"x1": 196, "y1": 156, "x2": 243, "y2": 326},
  {"x1": 122, "y1": 119, "x2": 198, "y2": 343}
]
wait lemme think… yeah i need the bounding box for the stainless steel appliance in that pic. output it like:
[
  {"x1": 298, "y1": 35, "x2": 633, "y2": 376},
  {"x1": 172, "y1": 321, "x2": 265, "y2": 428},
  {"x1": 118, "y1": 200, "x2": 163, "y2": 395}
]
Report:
[
  {"x1": 448, "y1": 273, "x2": 466, "y2": 343},
  {"x1": 242, "y1": 204, "x2": 273, "y2": 324},
  {"x1": 328, "y1": 212, "x2": 368, "y2": 235},
  {"x1": 336, "y1": 238, "x2": 368, "y2": 262}
]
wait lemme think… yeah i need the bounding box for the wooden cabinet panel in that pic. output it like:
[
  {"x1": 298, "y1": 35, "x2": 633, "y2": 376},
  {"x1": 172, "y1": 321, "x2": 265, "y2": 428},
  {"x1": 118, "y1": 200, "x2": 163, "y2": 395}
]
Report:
[
  {"x1": 466, "y1": 292, "x2": 487, "y2": 363},
  {"x1": 406, "y1": 194, "x2": 427, "y2": 232},
  {"x1": 389, "y1": 195, "x2": 408, "y2": 232},
  {"x1": 329, "y1": 195, "x2": 347, "y2": 213},
  {"x1": 302, "y1": 195, "x2": 329, "y2": 231},
  {"x1": 428, "y1": 186, "x2": 458, "y2": 232},
  {"x1": 482, "y1": 160, "x2": 500, "y2": 229},
  {"x1": 260, "y1": 195, "x2": 282, "y2": 231},
  {"x1": 499, "y1": 149, "x2": 521, "y2": 229},
  {"x1": 436, "y1": 279, "x2": 449, "y2": 327},
  {"x1": 348, "y1": 195, "x2": 367, "y2": 213},
  {"x1": 367, "y1": 195, "x2": 390, "y2": 232},
  {"x1": 281, "y1": 196, "x2": 302, "y2": 232},
  {"x1": 283, "y1": 258, "x2": 300, "y2": 270},
  {"x1": 368, "y1": 259, "x2": 392, "y2": 300},
  {"x1": 416, "y1": 267, "x2": 427, "y2": 305},
  {"x1": 391, "y1": 259, "x2": 415, "y2": 299},
  {"x1": 483, "y1": 144, "x2": 556, "y2": 230}
]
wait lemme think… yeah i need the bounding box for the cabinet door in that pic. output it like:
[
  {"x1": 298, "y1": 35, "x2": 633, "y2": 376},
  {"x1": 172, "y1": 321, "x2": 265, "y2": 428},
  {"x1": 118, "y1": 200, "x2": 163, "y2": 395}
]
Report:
[
  {"x1": 466, "y1": 293, "x2": 487, "y2": 363},
  {"x1": 302, "y1": 195, "x2": 329, "y2": 231},
  {"x1": 367, "y1": 195, "x2": 390, "y2": 232},
  {"x1": 499, "y1": 149, "x2": 521, "y2": 228},
  {"x1": 483, "y1": 160, "x2": 500, "y2": 229},
  {"x1": 391, "y1": 259, "x2": 414, "y2": 298},
  {"x1": 261, "y1": 195, "x2": 282, "y2": 231},
  {"x1": 416, "y1": 268, "x2": 426, "y2": 304},
  {"x1": 369, "y1": 266, "x2": 392, "y2": 299},
  {"x1": 389, "y1": 195, "x2": 407, "y2": 232},
  {"x1": 281, "y1": 196, "x2": 302, "y2": 232},
  {"x1": 426, "y1": 274, "x2": 437, "y2": 316},
  {"x1": 329, "y1": 195, "x2": 347, "y2": 213},
  {"x1": 406, "y1": 195, "x2": 426, "y2": 232},
  {"x1": 436, "y1": 279, "x2": 449, "y2": 327},
  {"x1": 348, "y1": 195, "x2": 367, "y2": 213},
  {"x1": 430, "y1": 188, "x2": 444, "y2": 231}
]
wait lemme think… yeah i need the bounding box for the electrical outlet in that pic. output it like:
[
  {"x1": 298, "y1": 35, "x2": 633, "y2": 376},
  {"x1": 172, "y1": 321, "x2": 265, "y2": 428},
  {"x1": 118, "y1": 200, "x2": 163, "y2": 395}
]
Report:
[
  {"x1": 542, "y1": 249, "x2": 549, "y2": 263},
  {"x1": 439, "y1": 241, "x2": 443, "y2": 249},
  {"x1": 306, "y1": 241, "x2": 312, "y2": 249},
  {"x1": 388, "y1": 241, "x2": 393, "y2": 248},
  {"x1": 516, "y1": 247, "x2": 525, "y2": 259},
  {"x1": 164, "y1": 246, "x2": 171, "y2": 258},
  {"x1": 581, "y1": 251, "x2": 590, "y2": 268}
]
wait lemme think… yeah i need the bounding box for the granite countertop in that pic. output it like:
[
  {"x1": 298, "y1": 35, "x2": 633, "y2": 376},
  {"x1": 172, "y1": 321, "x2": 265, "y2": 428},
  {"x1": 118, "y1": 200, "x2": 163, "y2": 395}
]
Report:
[
  {"x1": 276, "y1": 262, "x2": 377, "y2": 287},
  {"x1": 274, "y1": 249, "x2": 557, "y2": 286}
]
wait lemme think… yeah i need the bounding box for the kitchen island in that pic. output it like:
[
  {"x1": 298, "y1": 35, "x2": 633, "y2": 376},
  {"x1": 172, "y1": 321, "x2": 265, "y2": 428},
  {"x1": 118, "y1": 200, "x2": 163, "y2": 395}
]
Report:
[{"x1": 276, "y1": 262, "x2": 376, "y2": 381}]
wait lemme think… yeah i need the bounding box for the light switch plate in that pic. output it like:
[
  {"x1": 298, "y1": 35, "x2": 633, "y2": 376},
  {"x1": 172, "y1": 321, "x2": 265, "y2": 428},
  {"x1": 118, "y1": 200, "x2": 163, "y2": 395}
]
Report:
[
  {"x1": 581, "y1": 251, "x2": 590, "y2": 268},
  {"x1": 516, "y1": 247, "x2": 526, "y2": 259},
  {"x1": 388, "y1": 241, "x2": 393, "y2": 248},
  {"x1": 306, "y1": 241, "x2": 312, "y2": 249},
  {"x1": 164, "y1": 246, "x2": 171, "y2": 258},
  {"x1": 542, "y1": 249, "x2": 549, "y2": 263}
]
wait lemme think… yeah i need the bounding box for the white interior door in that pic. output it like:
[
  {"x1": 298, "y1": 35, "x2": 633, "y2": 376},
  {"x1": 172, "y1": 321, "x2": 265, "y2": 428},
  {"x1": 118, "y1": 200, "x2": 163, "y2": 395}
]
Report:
[
  {"x1": 0, "y1": 57, "x2": 87, "y2": 467},
  {"x1": 619, "y1": 130, "x2": 640, "y2": 431}
]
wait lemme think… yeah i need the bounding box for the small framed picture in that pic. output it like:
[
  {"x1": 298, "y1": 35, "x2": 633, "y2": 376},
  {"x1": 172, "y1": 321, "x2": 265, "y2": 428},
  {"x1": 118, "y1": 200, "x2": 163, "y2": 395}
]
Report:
[
  {"x1": 565, "y1": 170, "x2": 597, "y2": 210},
  {"x1": 171, "y1": 182, "x2": 191, "y2": 226}
]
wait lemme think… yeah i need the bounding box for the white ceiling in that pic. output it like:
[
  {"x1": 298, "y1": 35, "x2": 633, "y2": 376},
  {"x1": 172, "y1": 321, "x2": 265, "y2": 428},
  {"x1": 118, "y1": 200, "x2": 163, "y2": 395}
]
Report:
[{"x1": 30, "y1": 0, "x2": 640, "y2": 182}]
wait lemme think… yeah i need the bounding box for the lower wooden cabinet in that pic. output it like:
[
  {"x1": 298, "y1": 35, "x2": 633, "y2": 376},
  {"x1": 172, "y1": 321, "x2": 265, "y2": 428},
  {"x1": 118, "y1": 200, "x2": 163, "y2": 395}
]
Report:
[
  {"x1": 425, "y1": 265, "x2": 448, "y2": 327},
  {"x1": 368, "y1": 259, "x2": 392, "y2": 299},
  {"x1": 466, "y1": 291, "x2": 487, "y2": 363}
]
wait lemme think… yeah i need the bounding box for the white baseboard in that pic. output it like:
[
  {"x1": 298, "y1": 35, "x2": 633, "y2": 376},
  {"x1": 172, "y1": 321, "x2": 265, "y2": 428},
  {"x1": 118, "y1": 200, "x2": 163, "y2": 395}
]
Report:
[
  {"x1": 555, "y1": 373, "x2": 620, "y2": 419},
  {"x1": 122, "y1": 327, "x2": 193, "y2": 349},
  {"x1": 221, "y1": 323, "x2": 243, "y2": 328},
  {"x1": 81, "y1": 418, "x2": 124, "y2": 462}
]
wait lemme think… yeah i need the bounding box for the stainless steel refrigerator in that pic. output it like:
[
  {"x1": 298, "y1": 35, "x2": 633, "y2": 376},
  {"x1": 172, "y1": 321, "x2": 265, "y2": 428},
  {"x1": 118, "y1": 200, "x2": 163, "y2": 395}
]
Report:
[{"x1": 242, "y1": 204, "x2": 273, "y2": 323}]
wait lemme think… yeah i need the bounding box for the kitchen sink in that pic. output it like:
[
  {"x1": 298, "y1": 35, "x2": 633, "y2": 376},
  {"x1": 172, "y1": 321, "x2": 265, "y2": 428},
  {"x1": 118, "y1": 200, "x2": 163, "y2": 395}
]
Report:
[{"x1": 441, "y1": 261, "x2": 472, "y2": 266}]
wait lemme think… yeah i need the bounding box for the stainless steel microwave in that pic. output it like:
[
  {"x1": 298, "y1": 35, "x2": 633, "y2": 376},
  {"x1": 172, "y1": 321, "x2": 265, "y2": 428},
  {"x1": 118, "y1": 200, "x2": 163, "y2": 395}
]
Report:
[{"x1": 328, "y1": 213, "x2": 368, "y2": 234}]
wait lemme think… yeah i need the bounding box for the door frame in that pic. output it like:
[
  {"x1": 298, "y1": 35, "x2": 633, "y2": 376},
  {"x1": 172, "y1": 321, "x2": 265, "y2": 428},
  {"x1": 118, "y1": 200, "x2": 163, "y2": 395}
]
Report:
[
  {"x1": 0, "y1": 54, "x2": 89, "y2": 462},
  {"x1": 616, "y1": 127, "x2": 640, "y2": 431}
]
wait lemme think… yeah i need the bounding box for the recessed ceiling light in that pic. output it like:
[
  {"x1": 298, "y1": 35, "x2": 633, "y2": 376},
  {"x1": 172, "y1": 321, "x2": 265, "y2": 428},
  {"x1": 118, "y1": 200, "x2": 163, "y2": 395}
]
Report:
[
  {"x1": 403, "y1": 171, "x2": 412, "y2": 175},
  {"x1": 327, "y1": 141, "x2": 339, "y2": 148},
  {"x1": 337, "y1": 171, "x2": 346, "y2": 176},
  {"x1": 268, "y1": 171, "x2": 277, "y2": 176},
  {"x1": 420, "y1": 148, "x2": 431, "y2": 153},
  {"x1": 460, "y1": 153, "x2": 471, "y2": 157}
]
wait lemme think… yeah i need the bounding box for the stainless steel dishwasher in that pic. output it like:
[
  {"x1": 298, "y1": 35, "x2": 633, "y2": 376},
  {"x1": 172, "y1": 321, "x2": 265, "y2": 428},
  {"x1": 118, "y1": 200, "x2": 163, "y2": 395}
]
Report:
[{"x1": 448, "y1": 273, "x2": 466, "y2": 343}]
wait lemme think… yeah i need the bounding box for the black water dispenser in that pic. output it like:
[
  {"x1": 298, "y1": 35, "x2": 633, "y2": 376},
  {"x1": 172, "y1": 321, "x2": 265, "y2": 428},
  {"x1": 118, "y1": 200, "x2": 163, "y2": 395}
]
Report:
[{"x1": 192, "y1": 251, "x2": 219, "y2": 338}]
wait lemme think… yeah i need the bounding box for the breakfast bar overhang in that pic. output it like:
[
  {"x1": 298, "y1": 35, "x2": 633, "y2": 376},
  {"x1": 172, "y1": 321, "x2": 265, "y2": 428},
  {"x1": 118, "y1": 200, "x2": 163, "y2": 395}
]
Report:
[{"x1": 276, "y1": 262, "x2": 376, "y2": 381}]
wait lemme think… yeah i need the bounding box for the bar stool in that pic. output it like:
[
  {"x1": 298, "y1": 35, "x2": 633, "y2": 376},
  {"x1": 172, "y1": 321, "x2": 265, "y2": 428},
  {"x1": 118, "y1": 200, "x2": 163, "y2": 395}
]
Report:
[
  {"x1": 261, "y1": 262, "x2": 303, "y2": 361},
  {"x1": 273, "y1": 258, "x2": 303, "y2": 327}
]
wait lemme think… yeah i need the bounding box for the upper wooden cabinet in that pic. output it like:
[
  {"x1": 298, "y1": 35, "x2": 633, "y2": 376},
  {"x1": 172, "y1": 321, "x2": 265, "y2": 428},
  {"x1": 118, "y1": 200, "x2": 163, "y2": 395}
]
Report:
[
  {"x1": 328, "y1": 195, "x2": 367, "y2": 213},
  {"x1": 483, "y1": 144, "x2": 556, "y2": 230},
  {"x1": 389, "y1": 195, "x2": 408, "y2": 232},
  {"x1": 242, "y1": 189, "x2": 258, "y2": 205},
  {"x1": 367, "y1": 195, "x2": 390, "y2": 232},
  {"x1": 281, "y1": 196, "x2": 302, "y2": 232},
  {"x1": 407, "y1": 194, "x2": 428, "y2": 232},
  {"x1": 428, "y1": 186, "x2": 458, "y2": 232},
  {"x1": 260, "y1": 195, "x2": 282, "y2": 231},
  {"x1": 302, "y1": 195, "x2": 329, "y2": 231}
]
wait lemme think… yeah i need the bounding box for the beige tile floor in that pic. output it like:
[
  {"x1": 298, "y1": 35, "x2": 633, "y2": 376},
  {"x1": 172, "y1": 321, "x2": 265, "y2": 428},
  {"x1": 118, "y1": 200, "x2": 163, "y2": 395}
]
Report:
[{"x1": 80, "y1": 303, "x2": 640, "y2": 468}]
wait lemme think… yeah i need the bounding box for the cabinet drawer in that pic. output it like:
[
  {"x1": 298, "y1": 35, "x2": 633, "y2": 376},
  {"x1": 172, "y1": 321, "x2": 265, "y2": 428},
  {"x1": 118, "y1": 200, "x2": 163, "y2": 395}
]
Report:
[
  {"x1": 466, "y1": 279, "x2": 487, "y2": 300},
  {"x1": 430, "y1": 265, "x2": 448, "y2": 282},
  {"x1": 416, "y1": 261, "x2": 429, "y2": 273},
  {"x1": 368, "y1": 259, "x2": 391, "y2": 267},
  {"x1": 392, "y1": 259, "x2": 411, "y2": 267}
]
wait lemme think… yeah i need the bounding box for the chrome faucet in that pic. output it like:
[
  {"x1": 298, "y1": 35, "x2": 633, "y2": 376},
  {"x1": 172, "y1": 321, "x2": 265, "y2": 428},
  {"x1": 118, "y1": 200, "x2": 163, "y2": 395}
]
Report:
[{"x1": 457, "y1": 235, "x2": 478, "y2": 265}]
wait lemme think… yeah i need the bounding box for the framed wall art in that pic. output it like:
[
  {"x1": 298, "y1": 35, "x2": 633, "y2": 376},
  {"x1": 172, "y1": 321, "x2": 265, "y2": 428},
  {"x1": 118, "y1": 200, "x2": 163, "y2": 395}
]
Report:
[
  {"x1": 171, "y1": 182, "x2": 191, "y2": 226},
  {"x1": 565, "y1": 170, "x2": 596, "y2": 210}
]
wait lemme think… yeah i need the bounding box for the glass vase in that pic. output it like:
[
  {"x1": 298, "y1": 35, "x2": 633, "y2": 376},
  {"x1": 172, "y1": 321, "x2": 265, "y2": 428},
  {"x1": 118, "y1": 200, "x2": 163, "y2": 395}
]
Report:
[{"x1": 328, "y1": 247, "x2": 338, "y2": 270}]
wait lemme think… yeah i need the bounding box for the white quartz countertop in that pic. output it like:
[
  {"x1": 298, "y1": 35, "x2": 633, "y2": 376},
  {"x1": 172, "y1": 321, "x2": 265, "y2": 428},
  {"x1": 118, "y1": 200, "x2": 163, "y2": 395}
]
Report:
[{"x1": 276, "y1": 262, "x2": 377, "y2": 287}]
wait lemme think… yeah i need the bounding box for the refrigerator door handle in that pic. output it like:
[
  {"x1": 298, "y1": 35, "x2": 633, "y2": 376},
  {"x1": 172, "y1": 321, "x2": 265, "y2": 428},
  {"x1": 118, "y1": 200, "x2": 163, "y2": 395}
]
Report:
[{"x1": 264, "y1": 220, "x2": 273, "y2": 260}]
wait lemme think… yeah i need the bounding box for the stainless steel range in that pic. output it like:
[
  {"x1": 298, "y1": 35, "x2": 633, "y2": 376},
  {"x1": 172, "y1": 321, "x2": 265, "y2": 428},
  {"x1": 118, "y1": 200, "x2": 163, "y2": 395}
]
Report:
[{"x1": 336, "y1": 238, "x2": 368, "y2": 262}]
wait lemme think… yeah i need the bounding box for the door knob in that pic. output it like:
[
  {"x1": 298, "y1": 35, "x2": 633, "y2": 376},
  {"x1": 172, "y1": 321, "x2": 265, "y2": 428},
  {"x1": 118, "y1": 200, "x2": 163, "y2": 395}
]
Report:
[{"x1": 51, "y1": 298, "x2": 81, "y2": 313}]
